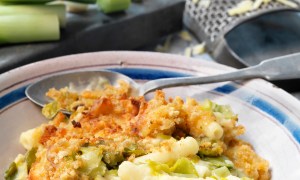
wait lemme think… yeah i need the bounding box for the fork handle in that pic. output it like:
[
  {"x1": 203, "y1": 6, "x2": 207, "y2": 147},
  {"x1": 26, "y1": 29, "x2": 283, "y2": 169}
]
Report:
[{"x1": 140, "y1": 52, "x2": 300, "y2": 95}]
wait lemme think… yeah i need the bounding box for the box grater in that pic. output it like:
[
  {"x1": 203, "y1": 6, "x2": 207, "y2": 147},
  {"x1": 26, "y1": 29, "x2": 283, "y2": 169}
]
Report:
[{"x1": 183, "y1": 0, "x2": 300, "y2": 66}]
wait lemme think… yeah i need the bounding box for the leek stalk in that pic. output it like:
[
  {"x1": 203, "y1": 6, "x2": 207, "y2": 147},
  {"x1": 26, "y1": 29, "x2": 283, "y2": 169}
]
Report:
[
  {"x1": 0, "y1": 14, "x2": 60, "y2": 44},
  {"x1": 97, "y1": 0, "x2": 131, "y2": 14},
  {"x1": 0, "y1": 5, "x2": 66, "y2": 27},
  {"x1": 0, "y1": 0, "x2": 53, "y2": 4},
  {"x1": 0, "y1": 0, "x2": 96, "y2": 4},
  {"x1": 67, "y1": 0, "x2": 96, "y2": 4}
]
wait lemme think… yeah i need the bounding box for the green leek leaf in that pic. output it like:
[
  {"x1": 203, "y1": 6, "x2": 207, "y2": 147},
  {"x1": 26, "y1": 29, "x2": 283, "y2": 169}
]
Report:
[
  {"x1": 25, "y1": 147, "x2": 37, "y2": 171},
  {"x1": 4, "y1": 162, "x2": 17, "y2": 180},
  {"x1": 42, "y1": 101, "x2": 61, "y2": 119},
  {"x1": 170, "y1": 158, "x2": 199, "y2": 177}
]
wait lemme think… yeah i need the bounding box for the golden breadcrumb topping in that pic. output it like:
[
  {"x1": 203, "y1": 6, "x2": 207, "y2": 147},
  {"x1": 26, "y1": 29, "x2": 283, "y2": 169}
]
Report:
[
  {"x1": 10, "y1": 80, "x2": 269, "y2": 180},
  {"x1": 224, "y1": 139, "x2": 270, "y2": 180}
]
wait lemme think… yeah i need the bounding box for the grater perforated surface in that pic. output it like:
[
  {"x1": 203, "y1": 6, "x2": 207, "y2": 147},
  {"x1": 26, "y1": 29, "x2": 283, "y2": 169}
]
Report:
[{"x1": 184, "y1": 0, "x2": 299, "y2": 50}]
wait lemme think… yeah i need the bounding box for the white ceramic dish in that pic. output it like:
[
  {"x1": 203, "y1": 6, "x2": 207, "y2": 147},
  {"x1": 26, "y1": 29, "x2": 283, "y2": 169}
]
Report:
[{"x1": 0, "y1": 51, "x2": 300, "y2": 179}]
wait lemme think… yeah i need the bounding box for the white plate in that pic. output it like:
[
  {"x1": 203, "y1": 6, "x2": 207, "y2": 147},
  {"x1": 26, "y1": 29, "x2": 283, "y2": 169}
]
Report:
[{"x1": 1, "y1": 51, "x2": 300, "y2": 179}]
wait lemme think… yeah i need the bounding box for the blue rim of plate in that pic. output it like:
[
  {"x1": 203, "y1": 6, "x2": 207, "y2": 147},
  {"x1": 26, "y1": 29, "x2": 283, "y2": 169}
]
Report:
[{"x1": 1, "y1": 68, "x2": 300, "y2": 146}]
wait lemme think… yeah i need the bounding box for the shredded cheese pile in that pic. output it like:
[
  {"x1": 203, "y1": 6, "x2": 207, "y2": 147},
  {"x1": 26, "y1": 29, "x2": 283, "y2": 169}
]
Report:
[{"x1": 228, "y1": 0, "x2": 298, "y2": 16}]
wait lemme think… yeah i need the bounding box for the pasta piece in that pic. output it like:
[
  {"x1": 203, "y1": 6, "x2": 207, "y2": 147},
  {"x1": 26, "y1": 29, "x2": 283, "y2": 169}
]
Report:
[
  {"x1": 118, "y1": 161, "x2": 151, "y2": 180},
  {"x1": 20, "y1": 126, "x2": 44, "y2": 150},
  {"x1": 134, "y1": 137, "x2": 199, "y2": 164},
  {"x1": 204, "y1": 121, "x2": 224, "y2": 140}
]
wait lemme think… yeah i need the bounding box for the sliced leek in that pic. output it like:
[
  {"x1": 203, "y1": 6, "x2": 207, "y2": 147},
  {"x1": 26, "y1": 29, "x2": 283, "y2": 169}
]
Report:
[
  {"x1": 0, "y1": 14, "x2": 60, "y2": 44},
  {"x1": 0, "y1": 5, "x2": 66, "y2": 27},
  {"x1": 97, "y1": 0, "x2": 131, "y2": 14}
]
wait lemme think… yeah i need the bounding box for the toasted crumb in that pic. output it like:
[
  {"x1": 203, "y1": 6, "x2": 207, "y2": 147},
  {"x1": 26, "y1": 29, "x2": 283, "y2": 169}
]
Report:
[{"x1": 225, "y1": 139, "x2": 271, "y2": 180}]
